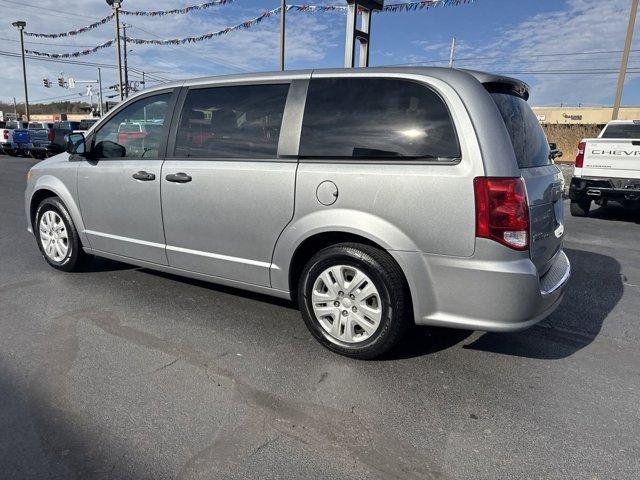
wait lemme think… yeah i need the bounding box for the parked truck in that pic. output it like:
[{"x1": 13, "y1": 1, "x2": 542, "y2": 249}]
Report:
[
  {"x1": 1, "y1": 120, "x2": 29, "y2": 155},
  {"x1": 29, "y1": 121, "x2": 79, "y2": 159},
  {"x1": 569, "y1": 120, "x2": 640, "y2": 216}
]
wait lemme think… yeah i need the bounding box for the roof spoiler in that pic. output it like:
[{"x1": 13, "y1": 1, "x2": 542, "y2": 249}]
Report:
[{"x1": 461, "y1": 69, "x2": 530, "y2": 101}]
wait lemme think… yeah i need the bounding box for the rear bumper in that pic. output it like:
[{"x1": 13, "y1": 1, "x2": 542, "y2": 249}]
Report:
[
  {"x1": 29, "y1": 143, "x2": 60, "y2": 156},
  {"x1": 392, "y1": 241, "x2": 570, "y2": 332},
  {"x1": 570, "y1": 176, "x2": 640, "y2": 202}
]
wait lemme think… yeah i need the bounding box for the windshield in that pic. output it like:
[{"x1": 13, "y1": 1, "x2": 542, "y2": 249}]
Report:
[
  {"x1": 601, "y1": 123, "x2": 640, "y2": 139},
  {"x1": 491, "y1": 93, "x2": 550, "y2": 168}
]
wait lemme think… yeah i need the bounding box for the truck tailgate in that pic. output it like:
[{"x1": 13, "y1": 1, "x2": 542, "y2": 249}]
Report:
[
  {"x1": 12, "y1": 129, "x2": 30, "y2": 144},
  {"x1": 582, "y1": 139, "x2": 640, "y2": 179}
]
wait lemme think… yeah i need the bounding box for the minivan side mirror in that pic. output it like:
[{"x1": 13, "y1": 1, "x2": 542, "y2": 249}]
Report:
[{"x1": 66, "y1": 132, "x2": 86, "y2": 156}]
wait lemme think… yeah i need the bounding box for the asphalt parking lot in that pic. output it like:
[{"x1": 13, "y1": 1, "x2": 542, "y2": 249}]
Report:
[{"x1": 1, "y1": 155, "x2": 639, "y2": 480}]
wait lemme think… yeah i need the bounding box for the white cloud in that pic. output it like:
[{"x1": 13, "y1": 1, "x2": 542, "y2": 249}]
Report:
[
  {"x1": 0, "y1": 0, "x2": 338, "y2": 104},
  {"x1": 456, "y1": 0, "x2": 636, "y2": 105}
]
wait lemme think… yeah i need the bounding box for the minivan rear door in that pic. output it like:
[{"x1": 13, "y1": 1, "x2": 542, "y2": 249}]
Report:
[{"x1": 491, "y1": 92, "x2": 565, "y2": 275}]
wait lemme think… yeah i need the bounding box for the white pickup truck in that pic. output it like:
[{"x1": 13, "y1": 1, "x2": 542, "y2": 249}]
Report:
[{"x1": 569, "y1": 120, "x2": 640, "y2": 216}]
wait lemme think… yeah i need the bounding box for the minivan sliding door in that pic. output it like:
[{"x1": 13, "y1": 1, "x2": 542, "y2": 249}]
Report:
[{"x1": 160, "y1": 81, "x2": 305, "y2": 286}]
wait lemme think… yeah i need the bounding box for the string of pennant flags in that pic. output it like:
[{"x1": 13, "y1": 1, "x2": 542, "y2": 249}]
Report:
[{"x1": 24, "y1": 0, "x2": 474, "y2": 57}]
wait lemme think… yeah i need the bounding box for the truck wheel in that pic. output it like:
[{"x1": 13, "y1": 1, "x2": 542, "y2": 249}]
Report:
[
  {"x1": 298, "y1": 243, "x2": 410, "y2": 359},
  {"x1": 570, "y1": 198, "x2": 591, "y2": 217}
]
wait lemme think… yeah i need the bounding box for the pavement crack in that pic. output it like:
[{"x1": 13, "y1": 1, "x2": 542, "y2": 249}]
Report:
[
  {"x1": 246, "y1": 435, "x2": 280, "y2": 460},
  {"x1": 152, "y1": 357, "x2": 179, "y2": 374}
]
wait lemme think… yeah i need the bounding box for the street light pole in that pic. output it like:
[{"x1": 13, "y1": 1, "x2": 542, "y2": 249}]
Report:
[
  {"x1": 107, "y1": 0, "x2": 124, "y2": 101},
  {"x1": 613, "y1": 0, "x2": 639, "y2": 120},
  {"x1": 12, "y1": 20, "x2": 29, "y2": 121},
  {"x1": 280, "y1": 0, "x2": 286, "y2": 71}
]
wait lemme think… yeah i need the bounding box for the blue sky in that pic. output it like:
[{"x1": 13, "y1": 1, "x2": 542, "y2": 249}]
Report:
[{"x1": 0, "y1": 0, "x2": 637, "y2": 106}]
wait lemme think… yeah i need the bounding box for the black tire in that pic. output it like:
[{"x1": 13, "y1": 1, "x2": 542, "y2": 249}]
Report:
[
  {"x1": 298, "y1": 243, "x2": 410, "y2": 359},
  {"x1": 570, "y1": 198, "x2": 591, "y2": 217},
  {"x1": 34, "y1": 197, "x2": 90, "y2": 272}
]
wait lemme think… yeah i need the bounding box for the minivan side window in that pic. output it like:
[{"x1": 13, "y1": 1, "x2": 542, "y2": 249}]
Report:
[
  {"x1": 299, "y1": 78, "x2": 461, "y2": 160},
  {"x1": 174, "y1": 84, "x2": 290, "y2": 159},
  {"x1": 92, "y1": 93, "x2": 171, "y2": 159}
]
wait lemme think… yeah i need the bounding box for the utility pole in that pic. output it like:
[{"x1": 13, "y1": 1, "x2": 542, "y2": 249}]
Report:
[
  {"x1": 613, "y1": 0, "x2": 639, "y2": 120},
  {"x1": 12, "y1": 20, "x2": 29, "y2": 121},
  {"x1": 448, "y1": 36, "x2": 457, "y2": 68},
  {"x1": 107, "y1": 0, "x2": 124, "y2": 101},
  {"x1": 123, "y1": 23, "x2": 129, "y2": 98},
  {"x1": 280, "y1": 0, "x2": 286, "y2": 71},
  {"x1": 13, "y1": 97, "x2": 17, "y2": 119},
  {"x1": 98, "y1": 67, "x2": 104, "y2": 117},
  {"x1": 142, "y1": 71, "x2": 145, "y2": 89}
]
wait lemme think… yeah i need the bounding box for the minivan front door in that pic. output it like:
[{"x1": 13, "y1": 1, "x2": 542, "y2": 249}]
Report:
[
  {"x1": 160, "y1": 82, "x2": 298, "y2": 286},
  {"x1": 77, "y1": 91, "x2": 175, "y2": 264}
]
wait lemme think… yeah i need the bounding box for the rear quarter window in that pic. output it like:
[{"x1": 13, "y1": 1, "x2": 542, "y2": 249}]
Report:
[
  {"x1": 300, "y1": 77, "x2": 461, "y2": 161},
  {"x1": 491, "y1": 93, "x2": 550, "y2": 168}
]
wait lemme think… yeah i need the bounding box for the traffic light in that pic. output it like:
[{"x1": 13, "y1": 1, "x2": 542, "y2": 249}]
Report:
[
  {"x1": 58, "y1": 76, "x2": 65, "y2": 87},
  {"x1": 42, "y1": 78, "x2": 51, "y2": 88}
]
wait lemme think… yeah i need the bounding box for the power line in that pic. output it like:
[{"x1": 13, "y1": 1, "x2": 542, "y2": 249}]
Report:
[
  {"x1": 0, "y1": 36, "x2": 102, "y2": 48},
  {"x1": 0, "y1": 0, "x2": 100, "y2": 21},
  {"x1": 0, "y1": 49, "x2": 173, "y2": 84},
  {"x1": 391, "y1": 48, "x2": 640, "y2": 67},
  {"x1": 126, "y1": 23, "x2": 249, "y2": 73}
]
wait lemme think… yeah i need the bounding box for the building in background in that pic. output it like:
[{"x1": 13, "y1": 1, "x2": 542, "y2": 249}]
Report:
[{"x1": 533, "y1": 107, "x2": 640, "y2": 125}]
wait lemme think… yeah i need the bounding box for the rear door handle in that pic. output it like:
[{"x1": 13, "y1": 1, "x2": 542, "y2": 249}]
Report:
[
  {"x1": 132, "y1": 171, "x2": 156, "y2": 181},
  {"x1": 166, "y1": 172, "x2": 192, "y2": 183}
]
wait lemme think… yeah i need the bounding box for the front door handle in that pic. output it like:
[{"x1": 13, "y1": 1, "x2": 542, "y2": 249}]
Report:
[
  {"x1": 166, "y1": 172, "x2": 192, "y2": 183},
  {"x1": 132, "y1": 171, "x2": 156, "y2": 181}
]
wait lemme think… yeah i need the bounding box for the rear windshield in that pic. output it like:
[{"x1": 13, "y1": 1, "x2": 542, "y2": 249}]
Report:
[
  {"x1": 120, "y1": 123, "x2": 141, "y2": 132},
  {"x1": 79, "y1": 120, "x2": 97, "y2": 129},
  {"x1": 601, "y1": 123, "x2": 640, "y2": 139},
  {"x1": 491, "y1": 93, "x2": 550, "y2": 168}
]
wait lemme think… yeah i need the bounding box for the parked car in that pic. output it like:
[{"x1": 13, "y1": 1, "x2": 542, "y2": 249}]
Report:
[
  {"x1": 29, "y1": 121, "x2": 80, "y2": 159},
  {"x1": 569, "y1": 120, "x2": 640, "y2": 216},
  {"x1": 1, "y1": 120, "x2": 29, "y2": 155},
  {"x1": 24, "y1": 68, "x2": 570, "y2": 358}
]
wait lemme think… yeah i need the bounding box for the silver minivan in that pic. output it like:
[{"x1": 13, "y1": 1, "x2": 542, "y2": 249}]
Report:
[{"x1": 25, "y1": 67, "x2": 570, "y2": 358}]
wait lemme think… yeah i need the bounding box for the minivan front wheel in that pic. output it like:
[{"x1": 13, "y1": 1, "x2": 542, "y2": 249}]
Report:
[
  {"x1": 35, "y1": 197, "x2": 89, "y2": 271},
  {"x1": 298, "y1": 243, "x2": 409, "y2": 359}
]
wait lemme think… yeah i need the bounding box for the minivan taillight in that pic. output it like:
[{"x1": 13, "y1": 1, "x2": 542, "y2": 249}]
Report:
[
  {"x1": 575, "y1": 141, "x2": 586, "y2": 168},
  {"x1": 474, "y1": 177, "x2": 529, "y2": 251},
  {"x1": 47, "y1": 129, "x2": 55, "y2": 141},
  {"x1": 2, "y1": 130, "x2": 8, "y2": 140}
]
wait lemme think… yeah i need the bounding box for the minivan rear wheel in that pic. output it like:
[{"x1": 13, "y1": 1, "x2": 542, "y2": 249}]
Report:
[
  {"x1": 298, "y1": 243, "x2": 409, "y2": 359},
  {"x1": 35, "y1": 197, "x2": 90, "y2": 272}
]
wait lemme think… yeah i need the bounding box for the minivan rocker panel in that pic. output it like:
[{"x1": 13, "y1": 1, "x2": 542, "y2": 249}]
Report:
[{"x1": 25, "y1": 67, "x2": 570, "y2": 358}]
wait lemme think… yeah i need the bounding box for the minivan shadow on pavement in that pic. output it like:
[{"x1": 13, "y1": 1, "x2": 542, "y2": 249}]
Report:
[
  {"x1": 461, "y1": 247, "x2": 622, "y2": 360},
  {"x1": 87, "y1": 248, "x2": 621, "y2": 362},
  {"x1": 77, "y1": 256, "x2": 135, "y2": 273}
]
